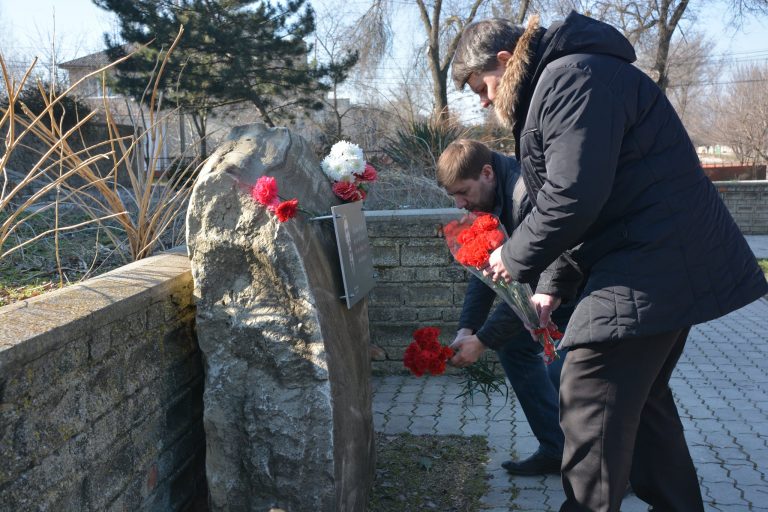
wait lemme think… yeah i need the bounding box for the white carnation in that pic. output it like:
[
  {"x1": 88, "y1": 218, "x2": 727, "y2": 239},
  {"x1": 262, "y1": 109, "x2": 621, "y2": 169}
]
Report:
[{"x1": 321, "y1": 140, "x2": 365, "y2": 181}]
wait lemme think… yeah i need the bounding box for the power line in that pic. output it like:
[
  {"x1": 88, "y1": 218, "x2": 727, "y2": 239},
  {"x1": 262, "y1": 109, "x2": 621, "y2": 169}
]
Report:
[{"x1": 668, "y1": 77, "x2": 768, "y2": 88}]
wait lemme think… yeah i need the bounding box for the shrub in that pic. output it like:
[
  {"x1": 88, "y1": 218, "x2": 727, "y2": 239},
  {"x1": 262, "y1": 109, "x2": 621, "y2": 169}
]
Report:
[
  {"x1": 0, "y1": 81, "x2": 94, "y2": 133},
  {"x1": 382, "y1": 118, "x2": 468, "y2": 180}
]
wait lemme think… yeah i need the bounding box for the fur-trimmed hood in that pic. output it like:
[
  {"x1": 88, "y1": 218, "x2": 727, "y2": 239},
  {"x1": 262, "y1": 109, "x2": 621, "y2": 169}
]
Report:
[{"x1": 494, "y1": 11, "x2": 636, "y2": 133}]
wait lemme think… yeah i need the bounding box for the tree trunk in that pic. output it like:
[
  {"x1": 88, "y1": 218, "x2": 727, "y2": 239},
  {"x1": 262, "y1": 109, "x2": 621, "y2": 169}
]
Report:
[
  {"x1": 333, "y1": 85, "x2": 343, "y2": 140},
  {"x1": 431, "y1": 53, "x2": 450, "y2": 123},
  {"x1": 515, "y1": 0, "x2": 531, "y2": 24},
  {"x1": 252, "y1": 97, "x2": 276, "y2": 127},
  {"x1": 653, "y1": 24, "x2": 672, "y2": 92},
  {"x1": 653, "y1": 0, "x2": 689, "y2": 93},
  {"x1": 191, "y1": 111, "x2": 208, "y2": 160}
]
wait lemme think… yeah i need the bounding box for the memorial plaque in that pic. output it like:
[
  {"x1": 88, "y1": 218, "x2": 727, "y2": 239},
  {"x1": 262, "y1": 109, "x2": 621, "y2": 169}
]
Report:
[{"x1": 329, "y1": 201, "x2": 376, "y2": 309}]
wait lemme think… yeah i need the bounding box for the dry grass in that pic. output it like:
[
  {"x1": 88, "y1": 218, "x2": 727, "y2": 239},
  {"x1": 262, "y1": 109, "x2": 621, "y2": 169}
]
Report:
[
  {"x1": 369, "y1": 432, "x2": 491, "y2": 512},
  {"x1": 1, "y1": 27, "x2": 201, "y2": 299},
  {"x1": 364, "y1": 167, "x2": 453, "y2": 210}
]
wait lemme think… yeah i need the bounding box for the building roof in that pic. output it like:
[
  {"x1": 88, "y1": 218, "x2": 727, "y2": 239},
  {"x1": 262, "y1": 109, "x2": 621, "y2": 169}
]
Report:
[{"x1": 59, "y1": 50, "x2": 111, "y2": 69}]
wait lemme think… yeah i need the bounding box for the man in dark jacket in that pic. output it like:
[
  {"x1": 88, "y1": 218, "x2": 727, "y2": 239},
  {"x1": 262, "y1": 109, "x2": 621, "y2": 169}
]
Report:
[
  {"x1": 451, "y1": 12, "x2": 768, "y2": 512},
  {"x1": 437, "y1": 139, "x2": 576, "y2": 475}
]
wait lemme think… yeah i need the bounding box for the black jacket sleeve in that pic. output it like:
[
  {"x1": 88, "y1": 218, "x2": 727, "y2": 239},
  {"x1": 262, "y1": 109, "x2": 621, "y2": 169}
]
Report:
[
  {"x1": 459, "y1": 274, "x2": 529, "y2": 351},
  {"x1": 475, "y1": 302, "x2": 527, "y2": 350},
  {"x1": 458, "y1": 274, "x2": 496, "y2": 332},
  {"x1": 535, "y1": 252, "x2": 584, "y2": 302},
  {"x1": 501, "y1": 66, "x2": 624, "y2": 282}
]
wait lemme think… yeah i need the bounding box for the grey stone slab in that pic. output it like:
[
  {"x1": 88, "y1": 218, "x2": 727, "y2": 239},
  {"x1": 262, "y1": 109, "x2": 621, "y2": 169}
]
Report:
[
  {"x1": 411, "y1": 403, "x2": 440, "y2": 416},
  {"x1": 461, "y1": 422, "x2": 488, "y2": 436},
  {"x1": 744, "y1": 235, "x2": 768, "y2": 258},
  {"x1": 481, "y1": 488, "x2": 515, "y2": 508},
  {"x1": 703, "y1": 481, "x2": 749, "y2": 505},
  {"x1": 382, "y1": 415, "x2": 411, "y2": 433},
  {"x1": 387, "y1": 404, "x2": 415, "y2": 416},
  {"x1": 396, "y1": 391, "x2": 419, "y2": 403},
  {"x1": 513, "y1": 488, "x2": 551, "y2": 511}
]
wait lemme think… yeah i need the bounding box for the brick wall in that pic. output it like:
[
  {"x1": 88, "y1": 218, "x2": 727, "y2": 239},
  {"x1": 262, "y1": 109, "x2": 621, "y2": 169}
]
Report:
[
  {"x1": 0, "y1": 248, "x2": 205, "y2": 511},
  {"x1": 715, "y1": 180, "x2": 768, "y2": 235},
  {"x1": 703, "y1": 165, "x2": 766, "y2": 181},
  {"x1": 366, "y1": 209, "x2": 475, "y2": 374}
]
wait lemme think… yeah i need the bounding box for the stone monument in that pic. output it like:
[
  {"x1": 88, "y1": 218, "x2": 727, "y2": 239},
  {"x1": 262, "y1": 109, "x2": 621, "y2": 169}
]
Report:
[{"x1": 186, "y1": 124, "x2": 375, "y2": 511}]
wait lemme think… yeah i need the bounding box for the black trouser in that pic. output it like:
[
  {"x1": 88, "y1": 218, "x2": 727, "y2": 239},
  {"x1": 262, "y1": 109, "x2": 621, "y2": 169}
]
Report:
[{"x1": 559, "y1": 327, "x2": 704, "y2": 512}]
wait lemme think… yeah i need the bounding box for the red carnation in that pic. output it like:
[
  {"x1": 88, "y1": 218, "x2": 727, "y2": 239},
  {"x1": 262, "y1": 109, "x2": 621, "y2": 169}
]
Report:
[
  {"x1": 414, "y1": 326, "x2": 440, "y2": 345},
  {"x1": 355, "y1": 163, "x2": 378, "y2": 182},
  {"x1": 456, "y1": 239, "x2": 491, "y2": 268},
  {"x1": 403, "y1": 327, "x2": 455, "y2": 377},
  {"x1": 473, "y1": 214, "x2": 499, "y2": 232},
  {"x1": 275, "y1": 199, "x2": 299, "y2": 222},
  {"x1": 332, "y1": 181, "x2": 365, "y2": 202},
  {"x1": 442, "y1": 220, "x2": 460, "y2": 238},
  {"x1": 457, "y1": 229, "x2": 477, "y2": 245},
  {"x1": 252, "y1": 176, "x2": 279, "y2": 207},
  {"x1": 483, "y1": 230, "x2": 505, "y2": 250}
]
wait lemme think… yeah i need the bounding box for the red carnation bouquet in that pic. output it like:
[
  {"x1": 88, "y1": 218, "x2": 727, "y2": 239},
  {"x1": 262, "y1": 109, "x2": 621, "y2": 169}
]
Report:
[
  {"x1": 404, "y1": 327, "x2": 507, "y2": 401},
  {"x1": 443, "y1": 212, "x2": 563, "y2": 364},
  {"x1": 250, "y1": 176, "x2": 300, "y2": 222}
]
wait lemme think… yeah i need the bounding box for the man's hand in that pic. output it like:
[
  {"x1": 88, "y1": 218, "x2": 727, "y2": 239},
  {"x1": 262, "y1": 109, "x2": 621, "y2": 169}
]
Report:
[
  {"x1": 529, "y1": 293, "x2": 562, "y2": 338},
  {"x1": 483, "y1": 246, "x2": 511, "y2": 283},
  {"x1": 449, "y1": 331, "x2": 486, "y2": 368}
]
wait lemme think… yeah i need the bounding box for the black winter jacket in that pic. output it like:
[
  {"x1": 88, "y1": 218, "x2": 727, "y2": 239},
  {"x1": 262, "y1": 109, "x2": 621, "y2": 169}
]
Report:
[
  {"x1": 458, "y1": 152, "x2": 575, "y2": 350},
  {"x1": 495, "y1": 12, "x2": 767, "y2": 347}
]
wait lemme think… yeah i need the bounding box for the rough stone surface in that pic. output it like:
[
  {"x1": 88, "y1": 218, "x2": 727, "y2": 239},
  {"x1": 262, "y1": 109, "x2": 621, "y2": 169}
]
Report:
[
  {"x1": 715, "y1": 181, "x2": 768, "y2": 234},
  {"x1": 186, "y1": 123, "x2": 374, "y2": 511}
]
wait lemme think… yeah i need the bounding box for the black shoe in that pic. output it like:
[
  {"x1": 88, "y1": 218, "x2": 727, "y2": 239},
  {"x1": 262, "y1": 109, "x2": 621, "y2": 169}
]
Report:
[{"x1": 501, "y1": 450, "x2": 561, "y2": 476}]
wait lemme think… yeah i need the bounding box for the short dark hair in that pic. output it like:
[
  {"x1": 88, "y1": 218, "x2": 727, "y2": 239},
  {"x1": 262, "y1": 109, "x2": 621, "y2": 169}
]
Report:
[
  {"x1": 451, "y1": 18, "x2": 524, "y2": 90},
  {"x1": 436, "y1": 139, "x2": 493, "y2": 188}
]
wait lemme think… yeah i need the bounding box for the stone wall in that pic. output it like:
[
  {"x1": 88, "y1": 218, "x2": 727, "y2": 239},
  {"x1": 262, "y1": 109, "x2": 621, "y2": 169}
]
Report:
[
  {"x1": 0, "y1": 248, "x2": 205, "y2": 511},
  {"x1": 715, "y1": 180, "x2": 768, "y2": 235},
  {"x1": 366, "y1": 209, "x2": 473, "y2": 374}
]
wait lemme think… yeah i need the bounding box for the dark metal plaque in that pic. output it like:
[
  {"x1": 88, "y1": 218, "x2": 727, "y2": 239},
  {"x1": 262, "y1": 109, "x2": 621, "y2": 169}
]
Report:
[{"x1": 330, "y1": 201, "x2": 375, "y2": 309}]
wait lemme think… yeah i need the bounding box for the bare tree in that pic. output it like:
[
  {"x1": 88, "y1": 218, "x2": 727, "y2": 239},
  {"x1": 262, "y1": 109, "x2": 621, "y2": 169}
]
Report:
[
  {"x1": 655, "y1": 32, "x2": 716, "y2": 142},
  {"x1": 715, "y1": 64, "x2": 768, "y2": 164},
  {"x1": 311, "y1": 0, "x2": 360, "y2": 144},
  {"x1": 416, "y1": 0, "x2": 485, "y2": 123},
  {"x1": 566, "y1": 0, "x2": 768, "y2": 93},
  {"x1": 344, "y1": 1, "x2": 537, "y2": 123}
]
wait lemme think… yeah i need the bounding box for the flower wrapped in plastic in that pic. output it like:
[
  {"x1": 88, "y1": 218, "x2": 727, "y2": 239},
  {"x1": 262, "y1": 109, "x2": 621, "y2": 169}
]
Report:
[{"x1": 443, "y1": 212, "x2": 563, "y2": 364}]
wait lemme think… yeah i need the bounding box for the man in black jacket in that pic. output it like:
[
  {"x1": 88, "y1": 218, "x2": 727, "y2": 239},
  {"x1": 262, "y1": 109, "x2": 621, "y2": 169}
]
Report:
[
  {"x1": 437, "y1": 139, "x2": 575, "y2": 476},
  {"x1": 451, "y1": 12, "x2": 768, "y2": 512}
]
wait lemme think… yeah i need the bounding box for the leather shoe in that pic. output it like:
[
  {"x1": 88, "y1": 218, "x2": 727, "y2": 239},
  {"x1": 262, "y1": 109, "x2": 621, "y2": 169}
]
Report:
[{"x1": 501, "y1": 450, "x2": 561, "y2": 476}]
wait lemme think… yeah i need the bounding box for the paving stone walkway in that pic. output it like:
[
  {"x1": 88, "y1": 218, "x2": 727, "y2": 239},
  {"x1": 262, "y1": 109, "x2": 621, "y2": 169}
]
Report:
[
  {"x1": 372, "y1": 297, "x2": 768, "y2": 511},
  {"x1": 745, "y1": 235, "x2": 768, "y2": 258}
]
